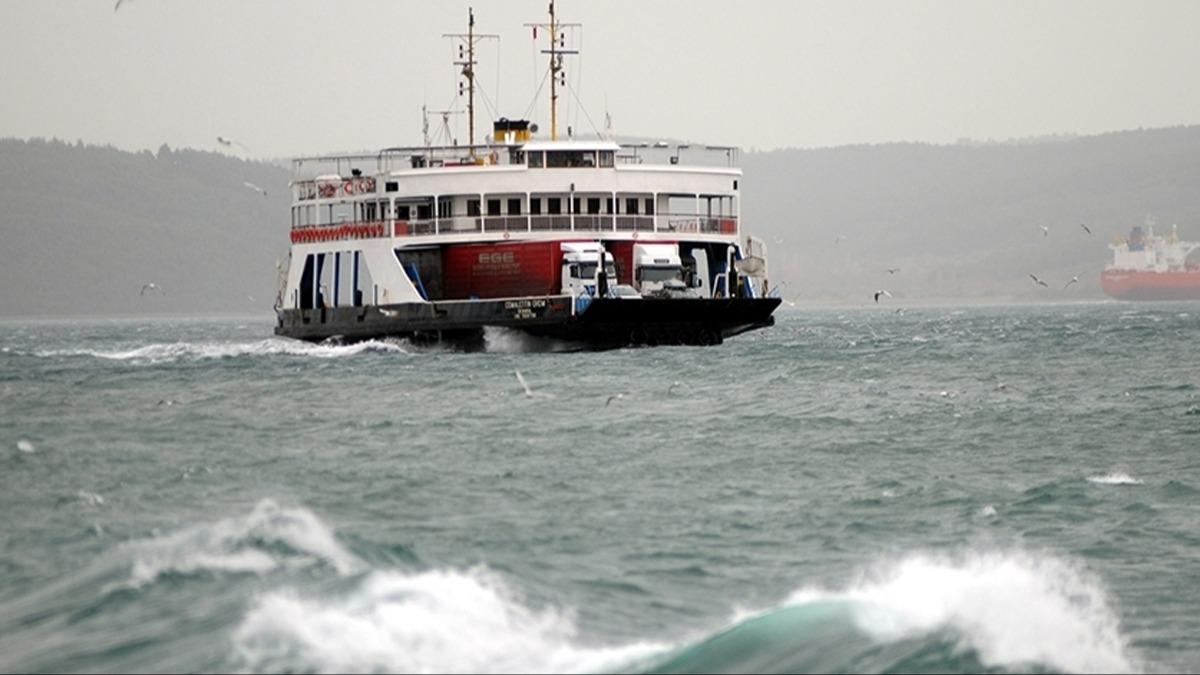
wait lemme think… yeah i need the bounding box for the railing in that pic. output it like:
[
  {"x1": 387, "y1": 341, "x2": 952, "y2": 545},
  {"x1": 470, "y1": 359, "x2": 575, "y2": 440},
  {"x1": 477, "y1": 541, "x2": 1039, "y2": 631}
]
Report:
[{"x1": 290, "y1": 215, "x2": 738, "y2": 242}]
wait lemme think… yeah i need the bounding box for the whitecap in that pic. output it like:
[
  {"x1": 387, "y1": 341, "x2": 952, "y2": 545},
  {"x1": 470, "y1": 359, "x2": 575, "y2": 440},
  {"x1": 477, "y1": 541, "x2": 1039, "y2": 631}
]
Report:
[
  {"x1": 783, "y1": 551, "x2": 1134, "y2": 673},
  {"x1": 1087, "y1": 472, "x2": 1143, "y2": 486},
  {"x1": 123, "y1": 499, "x2": 360, "y2": 587},
  {"x1": 979, "y1": 505, "x2": 997, "y2": 517},
  {"x1": 77, "y1": 490, "x2": 105, "y2": 506},
  {"x1": 34, "y1": 338, "x2": 410, "y2": 364},
  {"x1": 234, "y1": 567, "x2": 664, "y2": 674},
  {"x1": 16, "y1": 439, "x2": 35, "y2": 453}
]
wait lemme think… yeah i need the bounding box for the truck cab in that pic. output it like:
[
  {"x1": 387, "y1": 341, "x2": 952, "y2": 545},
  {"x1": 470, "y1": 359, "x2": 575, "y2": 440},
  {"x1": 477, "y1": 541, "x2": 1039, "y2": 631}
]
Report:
[
  {"x1": 561, "y1": 242, "x2": 617, "y2": 298},
  {"x1": 633, "y1": 243, "x2": 692, "y2": 296}
]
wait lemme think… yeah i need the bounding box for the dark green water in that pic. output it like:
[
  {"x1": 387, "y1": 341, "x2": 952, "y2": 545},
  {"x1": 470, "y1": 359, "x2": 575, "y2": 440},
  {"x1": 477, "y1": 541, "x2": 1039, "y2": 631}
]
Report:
[{"x1": 1, "y1": 303, "x2": 1198, "y2": 673}]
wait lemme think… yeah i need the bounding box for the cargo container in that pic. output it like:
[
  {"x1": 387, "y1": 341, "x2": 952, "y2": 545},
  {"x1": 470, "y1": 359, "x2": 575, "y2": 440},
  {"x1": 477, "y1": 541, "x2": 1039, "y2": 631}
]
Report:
[{"x1": 442, "y1": 241, "x2": 565, "y2": 299}]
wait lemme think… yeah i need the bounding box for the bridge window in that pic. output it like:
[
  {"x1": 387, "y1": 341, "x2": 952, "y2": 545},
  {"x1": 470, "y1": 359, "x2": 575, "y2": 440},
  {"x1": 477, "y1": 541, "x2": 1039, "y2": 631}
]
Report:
[
  {"x1": 599, "y1": 151, "x2": 614, "y2": 167},
  {"x1": 528, "y1": 151, "x2": 544, "y2": 168},
  {"x1": 546, "y1": 151, "x2": 596, "y2": 168}
]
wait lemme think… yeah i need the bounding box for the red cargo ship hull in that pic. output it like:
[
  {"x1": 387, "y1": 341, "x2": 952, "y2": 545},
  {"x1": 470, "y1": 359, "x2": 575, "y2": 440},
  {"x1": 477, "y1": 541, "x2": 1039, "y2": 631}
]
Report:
[{"x1": 1100, "y1": 268, "x2": 1200, "y2": 301}]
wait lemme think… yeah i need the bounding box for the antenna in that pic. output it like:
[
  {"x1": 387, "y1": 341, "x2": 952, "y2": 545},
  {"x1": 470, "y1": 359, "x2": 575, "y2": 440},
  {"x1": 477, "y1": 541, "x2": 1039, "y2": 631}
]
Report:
[
  {"x1": 525, "y1": 1, "x2": 580, "y2": 140},
  {"x1": 444, "y1": 7, "x2": 498, "y2": 154}
]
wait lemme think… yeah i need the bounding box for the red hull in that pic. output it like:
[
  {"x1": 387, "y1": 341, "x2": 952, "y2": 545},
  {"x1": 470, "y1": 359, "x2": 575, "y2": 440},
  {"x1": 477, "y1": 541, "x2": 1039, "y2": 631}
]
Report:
[{"x1": 1100, "y1": 269, "x2": 1200, "y2": 301}]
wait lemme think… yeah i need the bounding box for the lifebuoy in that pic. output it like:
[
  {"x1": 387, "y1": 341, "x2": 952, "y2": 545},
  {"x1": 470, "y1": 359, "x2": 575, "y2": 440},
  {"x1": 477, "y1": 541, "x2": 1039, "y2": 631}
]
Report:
[
  {"x1": 319, "y1": 183, "x2": 335, "y2": 199},
  {"x1": 632, "y1": 231, "x2": 639, "y2": 239},
  {"x1": 343, "y1": 181, "x2": 354, "y2": 196},
  {"x1": 363, "y1": 177, "x2": 376, "y2": 193},
  {"x1": 503, "y1": 231, "x2": 511, "y2": 240}
]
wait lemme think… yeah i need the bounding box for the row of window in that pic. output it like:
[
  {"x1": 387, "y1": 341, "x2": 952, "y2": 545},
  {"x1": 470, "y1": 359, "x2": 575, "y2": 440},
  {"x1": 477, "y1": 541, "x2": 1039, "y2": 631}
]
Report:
[{"x1": 292, "y1": 196, "x2": 659, "y2": 226}]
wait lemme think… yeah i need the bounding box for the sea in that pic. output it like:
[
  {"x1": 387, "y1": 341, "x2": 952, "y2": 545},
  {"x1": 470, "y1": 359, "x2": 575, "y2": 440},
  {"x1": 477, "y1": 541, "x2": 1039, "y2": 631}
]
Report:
[{"x1": 1, "y1": 302, "x2": 1198, "y2": 674}]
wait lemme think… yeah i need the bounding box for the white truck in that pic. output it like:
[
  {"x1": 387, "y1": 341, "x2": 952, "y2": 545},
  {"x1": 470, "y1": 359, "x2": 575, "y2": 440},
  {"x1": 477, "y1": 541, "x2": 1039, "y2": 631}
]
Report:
[{"x1": 560, "y1": 242, "x2": 618, "y2": 298}]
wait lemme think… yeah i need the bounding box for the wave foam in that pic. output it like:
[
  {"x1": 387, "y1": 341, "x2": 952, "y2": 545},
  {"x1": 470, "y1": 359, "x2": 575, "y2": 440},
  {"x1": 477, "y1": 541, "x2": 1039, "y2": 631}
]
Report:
[
  {"x1": 483, "y1": 326, "x2": 576, "y2": 353},
  {"x1": 1087, "y1": 472, "x2": 1143, "y2": 486},
  {"x1": 784, "y1": 552, "x2": 1134, "y2": 673},
  {"x1": 125, "y1": 499, "x2": 360, "y2": 587},
  {"x1": 35, "y1": 339, "x2": 410, "y2": 364},
  {"x1": 234, "y1": 567, "x2": 662, "y2": 674}
]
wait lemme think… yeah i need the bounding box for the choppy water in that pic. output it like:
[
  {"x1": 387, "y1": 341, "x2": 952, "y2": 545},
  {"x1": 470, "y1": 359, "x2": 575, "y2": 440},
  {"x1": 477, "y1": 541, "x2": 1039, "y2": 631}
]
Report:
[{"x1": 1, "y1": 303, "x2": 1198, "y2": 674}]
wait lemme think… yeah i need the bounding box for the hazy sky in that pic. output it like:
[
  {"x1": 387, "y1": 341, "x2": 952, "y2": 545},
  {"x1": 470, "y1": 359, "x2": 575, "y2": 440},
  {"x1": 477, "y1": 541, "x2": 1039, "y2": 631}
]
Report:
[{"x1": 3, "y1": 0, "x2": 1199, "y2": 158}]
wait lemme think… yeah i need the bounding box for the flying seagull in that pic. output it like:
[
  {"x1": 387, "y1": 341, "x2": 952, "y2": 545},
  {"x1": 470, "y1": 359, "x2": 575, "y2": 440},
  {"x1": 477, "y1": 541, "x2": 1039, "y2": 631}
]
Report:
[
  {"x1": 114, "y1": 0, "x2": 130, "y2": 10},
  {"x1": 514, "y1": 370, "x2": 534, "y2": 398},
  {"x1": 834, "y1": 235, "x2": 847, "y2": 245},
  {"x1": 140, "y1": 282, "x2": 164, "y2": 296},
  {"x1": 873, "y1": 289, "x2": 892, "y2": 303},
  {"x1": 1029, "y1": 274, "x2": 1049, "y2": 287},
  {"x1": 605, "y1": 392, "x2": 626, "y2": 406},
  {"x1": 887, "y1": 268, "x2": 901, "y2": 274},
  {"x1": 216, "y1": 136, "x2": 250, "y2": 153},
  {"x1": 1080, "y1": 223, "x2": 1092, "y2": 235},
  {"x1": 1040, "y1": 225, "x2": 1050, "y2": 237},
  {"x1": 1063, "y1": 275, "x2": 1079, "y2": 289},
  {"x1": 243, "y1": 182, "x2": 268, "y2": 196}
]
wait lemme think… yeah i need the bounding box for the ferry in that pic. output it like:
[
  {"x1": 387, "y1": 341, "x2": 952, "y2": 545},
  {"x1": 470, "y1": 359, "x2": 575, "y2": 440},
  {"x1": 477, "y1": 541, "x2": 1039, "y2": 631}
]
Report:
[{"x1": 274, "y1": 4, "x2": 780, "y2": 348}]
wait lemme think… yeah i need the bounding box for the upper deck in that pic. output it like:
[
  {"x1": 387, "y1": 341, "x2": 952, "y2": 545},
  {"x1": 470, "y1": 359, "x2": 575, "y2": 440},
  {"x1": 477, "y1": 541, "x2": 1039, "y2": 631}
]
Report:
[{"x1": 286, "y1": 139, "x2": 744, "y2": 244}]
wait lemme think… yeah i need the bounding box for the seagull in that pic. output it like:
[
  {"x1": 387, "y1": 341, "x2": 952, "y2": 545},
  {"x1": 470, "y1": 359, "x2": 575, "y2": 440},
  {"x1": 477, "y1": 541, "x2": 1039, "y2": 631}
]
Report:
[
  {"x1": 834, "y1": 235, "x2": 847, "y2": 245},
  {"x1": 873, "y1": 289, "x2": 892, "y2": 303},
  {"x1": 140, "y1": 282, "x2": 164, "y2": 296},
  {"x1": 1039, "y1": 225, "x2": 1050, "y2": 237},
  {"x1": 605, "y1": 392, "x2": 625, "y2": 406},
  {"x1": 667, "y1": 381, "x2": 682, "y2": 395},
  {"x1": 243, "y1": 182, "x2": 268, "y2": 196},
  {"x1": 1029, "y1": 274, "x2": 1048, "y2": 287},
  {"x1": 1063, "y1": 276, "x2": 1079, "y2": 289},
  {"x1": 887, "y1": 268, "x2": 901, "y2": 274},
  {"x1": 514, "y1": 370, "x2": 534, "y2": 398},
  {"x1": 1080, "y1": 223, "x2": 1092, "y2": 235},
  {"x1": 114, "y1": 0, "x2": 130, "y2": 10},
  {"x1": 216, "y1": 136, "x2": 250, "y2": 153}
]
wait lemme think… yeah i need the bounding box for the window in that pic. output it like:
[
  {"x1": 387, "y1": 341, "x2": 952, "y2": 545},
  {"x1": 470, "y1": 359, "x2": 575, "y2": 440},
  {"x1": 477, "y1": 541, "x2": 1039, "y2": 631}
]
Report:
[
  {"x1": 545, "y1": 151, "x2": 597, "y2": 168},
  {"x1": 530, "y1": 198, "x2": 542, "y2": 215},
  {"x1": 467, "y1": 199, "x2": 481, "y2": 217},
  {"x1": 599, "y1": 151, "x2": 614, "y2": 168},
  {"x1": 385, "y1": 181, "x2": 398, "y2": 192},
  {"x1": 645, "y1": 198, "x2": 655, "y2": 215},
  {"x1": 548, "y1": 198, "x2": 562, "y2": 215},
  {"x1": 529, "y1": 151, "x2": 544, "y2": 168},
  {"x1": 417, "y1": 204, "x2": 432, "y2": 220},
  {"x1": 572, "y1": 197, "x2": 580, "y2": 214},
  {"x1": 396, "y1": 204, "x2": 411, "y2": 221},
  {"x1": 509, "y1": 150, "x2": 525, "y2": 165},
  {"x1": 625, "y1": 198, "x2": 639, "y2": 215},
  {"x1": 437, "y1": 197, "x2": 452, "y2": 219},
  {"x1": 487, "y1": 199, "x2": 501, "y2": 216},
  {"x1": 606, "y1": 198, "x2": 614, "y2": 214},
  {"x1": 587, "y1": 198, "x2": 600, "y2": 215},
  {"x1": 507, "y1": 198, "x2": 521, "y2": 215}
]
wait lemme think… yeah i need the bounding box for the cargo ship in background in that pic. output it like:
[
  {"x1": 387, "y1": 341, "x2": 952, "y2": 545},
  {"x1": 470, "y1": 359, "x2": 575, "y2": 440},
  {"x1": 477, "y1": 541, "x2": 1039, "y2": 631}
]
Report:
[
  {"x1": 1101, "y1": 217, "x2": 1200, "y2": 301},
  {"x1": 274, "y1": 3, "x2": 778, "y2": 348}
]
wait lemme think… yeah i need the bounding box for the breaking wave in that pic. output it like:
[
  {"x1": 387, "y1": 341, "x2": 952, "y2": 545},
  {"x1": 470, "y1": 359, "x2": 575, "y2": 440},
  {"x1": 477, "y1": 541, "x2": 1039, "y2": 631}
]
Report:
[
  {"x1": 1087, "y1": 472, "x2": 1144, "y2": 486},
  {"x1": 121, "y1": 499, "x2": 360, "y2": 588},
  {"x1": 232, "y1": 550, "x2": 1134, "y2": 674},
  {"x1": 234, "y1": 567, "x2": 663, "y2": 674},
  {"x1": 34, "y1": 338, "x2": 410, "y2": 364}
]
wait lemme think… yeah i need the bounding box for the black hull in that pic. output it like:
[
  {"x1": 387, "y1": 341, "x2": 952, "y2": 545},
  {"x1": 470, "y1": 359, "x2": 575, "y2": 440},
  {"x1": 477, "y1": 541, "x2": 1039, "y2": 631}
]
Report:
[{"x1": 275, "y1": 296, "x2": 780, "y2": 349}]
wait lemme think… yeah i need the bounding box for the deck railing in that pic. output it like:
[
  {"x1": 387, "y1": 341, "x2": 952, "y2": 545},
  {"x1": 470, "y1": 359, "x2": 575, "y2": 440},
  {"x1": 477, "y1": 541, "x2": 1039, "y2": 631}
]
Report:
[{"x1": 290, "y1": 214, "x2": 737, "y2": 242}]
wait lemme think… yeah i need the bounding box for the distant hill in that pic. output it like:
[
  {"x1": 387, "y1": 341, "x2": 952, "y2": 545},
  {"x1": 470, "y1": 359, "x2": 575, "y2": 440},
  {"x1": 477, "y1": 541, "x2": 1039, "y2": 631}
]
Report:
[
  {"x1": 2, "y1": 127, "x2": 1200, "y2": 316},
  {"x1": 0, "y1": 139, "x2": 289, "y2": 317},
  {"x1": 742, "y1": 125, "x2": 1200, "y2": 304}
]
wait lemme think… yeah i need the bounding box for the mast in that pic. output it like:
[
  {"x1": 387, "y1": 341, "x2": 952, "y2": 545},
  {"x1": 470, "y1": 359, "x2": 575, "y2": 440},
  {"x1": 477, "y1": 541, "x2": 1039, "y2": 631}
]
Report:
[
  {"x1": 444, "y1": 8, "x2": 497, "y2": 153},
  {"x1": 526, "y1": 1, "x2": 580, "y2": 141}
]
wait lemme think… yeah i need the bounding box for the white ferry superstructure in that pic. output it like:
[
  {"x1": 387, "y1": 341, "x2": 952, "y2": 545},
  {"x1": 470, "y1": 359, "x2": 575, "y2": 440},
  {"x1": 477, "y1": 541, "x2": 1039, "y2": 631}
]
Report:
[{"x1": 274, "y1": 5, "x2": 779, "y2": 348}]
